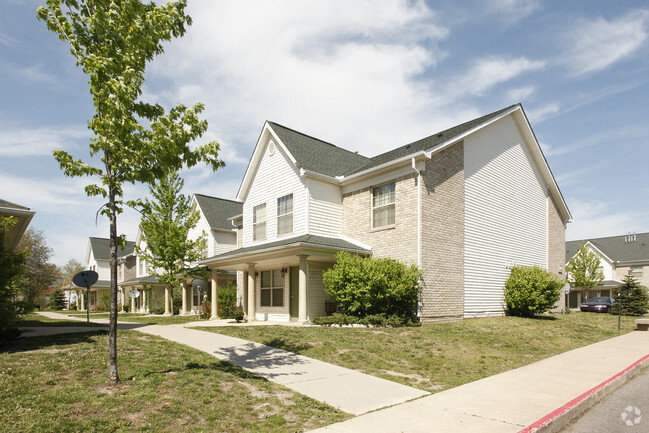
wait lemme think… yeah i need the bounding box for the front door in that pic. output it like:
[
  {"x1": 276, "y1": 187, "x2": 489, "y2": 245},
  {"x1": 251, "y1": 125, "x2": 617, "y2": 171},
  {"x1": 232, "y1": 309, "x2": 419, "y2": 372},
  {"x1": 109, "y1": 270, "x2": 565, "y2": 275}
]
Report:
[{"x1": 290, "y1": 267, "x2": 299, "y2": 319}]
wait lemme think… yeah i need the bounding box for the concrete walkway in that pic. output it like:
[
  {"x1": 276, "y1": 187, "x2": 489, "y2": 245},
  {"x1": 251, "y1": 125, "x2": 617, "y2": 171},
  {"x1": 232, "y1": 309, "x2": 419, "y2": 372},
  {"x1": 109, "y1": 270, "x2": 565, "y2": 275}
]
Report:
[
  {"x1": 24, "y1": 313, "x2": 649, "y2": 431},
  {"x1": 27, "y1": 312, "x2": 427, "y2": 415}
]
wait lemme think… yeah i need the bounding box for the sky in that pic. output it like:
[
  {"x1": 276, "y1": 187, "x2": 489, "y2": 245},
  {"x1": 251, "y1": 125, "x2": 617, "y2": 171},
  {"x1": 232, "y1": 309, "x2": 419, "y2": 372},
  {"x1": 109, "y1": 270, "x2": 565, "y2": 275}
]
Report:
[{"x1": 1, "y1": 0, "x2": 649, "y2": 267}]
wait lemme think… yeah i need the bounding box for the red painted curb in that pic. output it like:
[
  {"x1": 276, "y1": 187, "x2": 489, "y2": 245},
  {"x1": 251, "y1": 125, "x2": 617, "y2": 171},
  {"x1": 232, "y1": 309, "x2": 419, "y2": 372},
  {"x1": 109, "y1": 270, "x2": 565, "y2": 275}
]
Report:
[{"x1": 518, "y1": 353, "x2": 649, "y2": 433}]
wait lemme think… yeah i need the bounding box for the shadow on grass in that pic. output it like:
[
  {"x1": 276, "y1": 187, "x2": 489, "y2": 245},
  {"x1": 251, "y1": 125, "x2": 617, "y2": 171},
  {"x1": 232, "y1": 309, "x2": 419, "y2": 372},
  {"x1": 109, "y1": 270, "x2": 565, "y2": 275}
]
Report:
[
  {"x1": 529, "y1": 315, "x2": 559, "y2": 321},
  {"x1": 1, "y1": 330, "x2": 109, "y2": 354},
  {"x1": 262, "y1": 337, "x2": 314, "y2": 354},
  {"x1": 144, "y1": 361, "x2": 267, "y2": 382}
]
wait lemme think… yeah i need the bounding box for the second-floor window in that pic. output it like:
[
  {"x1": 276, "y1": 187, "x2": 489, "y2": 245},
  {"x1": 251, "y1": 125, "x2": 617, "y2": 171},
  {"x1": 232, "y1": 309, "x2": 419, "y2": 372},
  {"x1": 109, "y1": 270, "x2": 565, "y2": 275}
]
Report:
[
  {"x1": 277, "y1": 193, "x2": 293, "y2": 235},
  {"x1": 372, "y1": 181, "x2": 395, "y2": 228},
  {"x1": 631, "y1": 266, "x2": 643, "y2": 279},
  {"x1": 253, "y1": 203, "x2": 267, "y2": 241}
]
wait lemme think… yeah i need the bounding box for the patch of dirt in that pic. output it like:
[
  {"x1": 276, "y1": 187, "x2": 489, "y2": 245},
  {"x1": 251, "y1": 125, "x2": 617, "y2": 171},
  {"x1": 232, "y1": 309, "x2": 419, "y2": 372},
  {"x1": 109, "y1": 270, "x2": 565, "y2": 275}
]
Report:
[
  {"x1": 95, "y1": 383, "x2": 131, "y2": 395},
  {"x1": 380, "y1": 369, "x2": 444, "y2": 390},
  {"x1": 123, "y1": 411, "x2": 147, "y2": 427},
  {"x1": 236, "y1": 380, "x2": 269, "y2": 398},
  {"x1": 31, "y1": 348, "x2": 70, "y2": 354}
]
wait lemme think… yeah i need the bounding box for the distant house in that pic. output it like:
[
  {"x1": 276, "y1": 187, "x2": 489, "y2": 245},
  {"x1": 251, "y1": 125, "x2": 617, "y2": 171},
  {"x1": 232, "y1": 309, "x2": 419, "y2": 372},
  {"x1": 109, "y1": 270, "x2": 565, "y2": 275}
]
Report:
[
  {"x1": 565, "y1": 232, "x2": 649, "y2": 308},
  {"x1": 0, "y1": 198, "x2": 35, "y2": 251},
  {"x1": 201, "y1": 104, "x2": 572, "y2": 323},
  {"x1": 119, "y1": 194, "x2": 242, "y2": 315},
  {"x1": 78, "y1": 237, "x2": 135, "y2": 310}
]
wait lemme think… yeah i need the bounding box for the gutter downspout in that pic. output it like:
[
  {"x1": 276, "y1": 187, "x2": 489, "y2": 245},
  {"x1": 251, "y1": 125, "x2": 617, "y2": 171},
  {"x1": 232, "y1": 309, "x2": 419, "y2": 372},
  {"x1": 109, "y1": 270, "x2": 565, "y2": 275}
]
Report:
[{"x1": 411, "y1": 157, "x2": 422, "y2": 318}]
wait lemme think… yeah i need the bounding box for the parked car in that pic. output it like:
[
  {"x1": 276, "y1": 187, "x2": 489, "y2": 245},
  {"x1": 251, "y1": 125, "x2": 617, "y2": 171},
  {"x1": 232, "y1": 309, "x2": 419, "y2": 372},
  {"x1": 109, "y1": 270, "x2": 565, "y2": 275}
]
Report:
[{"x1": 580, "y1": 297, "x2": 616, "y2": 313}]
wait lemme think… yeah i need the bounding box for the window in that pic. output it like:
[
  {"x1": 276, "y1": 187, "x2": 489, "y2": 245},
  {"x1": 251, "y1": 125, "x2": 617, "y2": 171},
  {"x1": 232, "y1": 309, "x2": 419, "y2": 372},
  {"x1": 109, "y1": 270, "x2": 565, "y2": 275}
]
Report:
[
  {"x1": 631, "y1": 266, "x2": 643, "y2": 279},
  {"x1": 253, "y1": 203, "x2": 266, "y2": 241},
  {"x1": 260, "y1": 270, "x2": 284, "y2": 307},
  {"x1": 277, "y1": 194, "x2": 293, "y2": 235},
  {"x1": 372, "y1": 181, "x2": 395, "y2": 228}
]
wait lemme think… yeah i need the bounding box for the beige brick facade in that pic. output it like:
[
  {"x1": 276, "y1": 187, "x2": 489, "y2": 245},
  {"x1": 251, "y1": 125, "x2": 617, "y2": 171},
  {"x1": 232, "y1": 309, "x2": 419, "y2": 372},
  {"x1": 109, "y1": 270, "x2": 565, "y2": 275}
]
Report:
[
  {"x1": 615, "y1": 265, "x2": 649, "y2": 288},
  {"x1": 420, "y1": 142, "x2": 465, "y2": 323},
  {"x1": 342, "y1": 172, "x2": 419, "y2": 265},
  {"x1": 548, "y1": 194, "x2": 566, "y2": 279}
]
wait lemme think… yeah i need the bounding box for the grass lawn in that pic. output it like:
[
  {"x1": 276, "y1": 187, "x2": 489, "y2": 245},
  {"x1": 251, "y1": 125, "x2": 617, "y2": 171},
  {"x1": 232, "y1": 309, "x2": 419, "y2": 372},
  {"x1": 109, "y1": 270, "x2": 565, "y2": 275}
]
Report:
[
  {"x1": 16, "y1": 313, "x2": 104, "y2": 327},
  {"x1": 33, "y1": 312, "x2": 206, "y2": 325},
  {"x1": 0, "y1": 331, "x2": 349, "y2": 433},
  {"x1": 198, "y1": 312, "x2": 641, "y2": 393}
]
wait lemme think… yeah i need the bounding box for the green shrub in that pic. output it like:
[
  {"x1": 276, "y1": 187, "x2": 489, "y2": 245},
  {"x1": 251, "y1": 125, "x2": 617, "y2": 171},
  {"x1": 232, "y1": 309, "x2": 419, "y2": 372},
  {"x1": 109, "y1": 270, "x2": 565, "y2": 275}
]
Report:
[
  {"x1": 98, "y1": 291, "x2": 111, "y2": 311},
  {"x1": 217, "y1": 281, "x2": 238, "y2": 318},
  {"x1": 122, "y1": 304, "x2": 130, "y2": 313},
  {"x1": 610, "y1": 271, "x2": 649, "y2": 316},
  {"x1": 200, "y1": 300, "x2": 211, "y2": 319},
  {"x1": 312, "y1": 312, "x2": 418, "y2": 327},
  {"x1": 233, "y1": 310, "x2": 245, "y2": 322},
  {"x1": 322, "y1": 252, "x2": 421, "y2": 320},
  {"x1": 504, "y1": 266, "x2": 563, "y2": 317},
  {"x1": 149, "y1": 306, "x2": 165, "y2": 315}
]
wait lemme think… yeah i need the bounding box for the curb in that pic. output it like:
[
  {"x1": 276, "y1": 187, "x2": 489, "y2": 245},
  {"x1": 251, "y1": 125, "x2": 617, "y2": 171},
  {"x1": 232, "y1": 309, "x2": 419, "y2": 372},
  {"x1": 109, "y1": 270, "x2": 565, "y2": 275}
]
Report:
[{"x1": 518, "y1": 351, "x2": 649, "y2": 433}]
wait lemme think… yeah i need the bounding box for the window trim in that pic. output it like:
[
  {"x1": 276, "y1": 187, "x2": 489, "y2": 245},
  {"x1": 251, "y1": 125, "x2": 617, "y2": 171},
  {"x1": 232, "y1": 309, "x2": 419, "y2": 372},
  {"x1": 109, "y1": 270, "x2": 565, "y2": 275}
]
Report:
[
  {"x1": 277, "y1": 193, "x2": 294, "y2": 236},
  {"x1": 253, "y1": 203, "x2": 267, "y2": 241},
  {"x1": 371, "y1": 181, "x2": 396, "y2": 229}
]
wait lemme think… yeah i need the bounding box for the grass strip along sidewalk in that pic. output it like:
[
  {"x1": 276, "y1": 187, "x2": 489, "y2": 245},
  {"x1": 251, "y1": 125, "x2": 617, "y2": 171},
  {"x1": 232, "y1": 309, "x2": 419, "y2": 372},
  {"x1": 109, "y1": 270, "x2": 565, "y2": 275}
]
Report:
[
  {"x1": 198, "y1": 312, "x2": 640, "y2": 394},
  {"x1": 0, "y1": 330, "x2": 349, "y2": 433}
]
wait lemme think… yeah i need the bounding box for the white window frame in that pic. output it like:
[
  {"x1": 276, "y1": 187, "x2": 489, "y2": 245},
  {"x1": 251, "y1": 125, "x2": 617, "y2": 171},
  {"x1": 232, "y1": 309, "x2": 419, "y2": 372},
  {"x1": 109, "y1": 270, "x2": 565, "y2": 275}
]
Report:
[
  {"x1": 372, "y1": 181, "x2": 396, "y2": 228},
  {"x1": 631, "y1": 265, "x2": 643, "y2": 279},
  {"x1": 253, "y1": 203, "x2": 267, "y2": 241},
  {"x1": 260, "y1": 269, "x2": 284, "y2": 307},
  {"x1": 277, "y1": 193, "x2": 294, "y2": 236}
]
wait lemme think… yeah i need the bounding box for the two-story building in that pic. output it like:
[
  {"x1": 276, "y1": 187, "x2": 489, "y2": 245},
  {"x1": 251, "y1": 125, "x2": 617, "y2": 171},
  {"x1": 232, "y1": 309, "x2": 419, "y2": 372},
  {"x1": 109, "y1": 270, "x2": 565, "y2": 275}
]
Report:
[
  {"x1": 201, "y1": 104, "x2": 572, "y2": 323},
  {"x1": 80, "y1": 237, "x2": 135, "y2": 310},
  {"x1": 565, "y1": 232, "x2": 649, "y2": 308},
  {"x1": 119, "y1": 193, "x2": 242, "y2": 315}
]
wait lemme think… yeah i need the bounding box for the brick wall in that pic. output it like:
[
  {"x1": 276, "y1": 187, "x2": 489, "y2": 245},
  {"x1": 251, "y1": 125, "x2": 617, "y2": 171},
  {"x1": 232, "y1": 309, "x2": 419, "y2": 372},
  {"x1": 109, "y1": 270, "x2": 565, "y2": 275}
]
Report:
[
  {"x1": 547, "y1": 194, "x2": 566, "y2": 279},
  {"x1": 615, "y1": 265, "x2": 649, "y2": 288},
  {"x1": 420, "y1": 142, "x2": 465, "y2": 323},
  {"x1": 342, "y1": 172, "x2": 418, "y2": 265}
]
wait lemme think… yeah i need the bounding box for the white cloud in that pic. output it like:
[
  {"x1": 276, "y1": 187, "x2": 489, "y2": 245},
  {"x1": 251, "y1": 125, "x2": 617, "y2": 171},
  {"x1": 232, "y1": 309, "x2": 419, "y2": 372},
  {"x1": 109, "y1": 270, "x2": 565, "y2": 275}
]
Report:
[
  {"x1": 0, "y1": 126, "x2": 89, "y2": 157},
  {"x1": 451, "y1": 56, "x2": 545, "y2": 98},
  {"x1": 507, "y1": 86, "x2": 536, "y2": 102},
  {"x1": 526, "y1": 103, "x2": 560, "y2": 123},
  {"x1": 144, "y1": 0, "x2": 454, "y2": 157},
  {"x1": 563, "y1": 10, "x2": 649, "y2": 76},
  {"x1": 566, "y1": 199, "x2": 649, "y2": 241},
  {"x1": 486, "y1": 0, "x2": 540, "y2": 24}
]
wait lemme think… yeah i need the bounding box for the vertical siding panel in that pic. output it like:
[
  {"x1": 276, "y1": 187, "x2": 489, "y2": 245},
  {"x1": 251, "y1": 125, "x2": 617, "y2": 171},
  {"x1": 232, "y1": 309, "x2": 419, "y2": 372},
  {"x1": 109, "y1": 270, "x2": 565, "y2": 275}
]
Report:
[
  {"x1": 243, "y1": 141, "x2": 307, "y2": 246},
  {"x1": 464, "y1": 116, "x2": 548, "y2": 317}
]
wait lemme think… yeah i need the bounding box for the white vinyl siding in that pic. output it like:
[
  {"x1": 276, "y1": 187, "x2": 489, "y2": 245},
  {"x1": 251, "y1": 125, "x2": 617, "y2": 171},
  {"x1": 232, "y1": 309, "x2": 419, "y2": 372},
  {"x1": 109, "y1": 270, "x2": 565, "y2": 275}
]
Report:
[
  {"x1": 307, "y1": 262, "x2": 330, "y2": 320},
  {"x1": 308, "y1": 179, "x2": 343, "y2": 237},
  {"x1": 243, "y1": 138, "x2": 307, "y2": 246},
  {"x1": 212, "y1": 231, "x2": 237, "y2": 256},
  {"x1": 277, "y1": 194, "x2": 293, "y2": 236},
  {"x1": 253, "y1": 203, "x2": 267, "y2": 241},
  {"x1": 464, "y1": 115, "x2": 548, "y2": 317},
  {"x1": 372, "y1": 182, "x2": 395, "y2": 228}
]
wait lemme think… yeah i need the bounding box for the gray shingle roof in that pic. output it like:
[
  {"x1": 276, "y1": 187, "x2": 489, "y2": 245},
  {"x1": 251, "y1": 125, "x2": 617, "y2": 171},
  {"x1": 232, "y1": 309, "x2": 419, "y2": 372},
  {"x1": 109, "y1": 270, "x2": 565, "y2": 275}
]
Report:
[
  {"x1": 89, "y1": 237, "x2": 135, "y2": 261},
  {"x1": 194, "y1": 194, "x2": 243, "y2": 231},
  {"x1": 268, "y1": 122, "x2": 371, "y2": 177},
  {"x1": 566, "y1": 233, "x2": 649, "y2": 263},
  {"x1": 269, "y1": 105, "x2": 518, "y2": 178},
  {"x1": 204, "y1": 234, "x2": 370, "y2": 262}
]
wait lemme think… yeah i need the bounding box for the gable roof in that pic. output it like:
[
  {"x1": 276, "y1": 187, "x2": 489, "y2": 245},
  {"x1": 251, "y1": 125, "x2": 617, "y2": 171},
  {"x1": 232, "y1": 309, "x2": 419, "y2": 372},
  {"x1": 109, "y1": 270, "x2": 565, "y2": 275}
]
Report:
[
  {"x1": 193, "y1": 194, "x2": 243, "y2": 231},
  {"x1": 89, "y1": 237, "x2": 135, "y2": 261},
  {"x1": 566, "y1": 233, "x2": 649, "y2": 264}
]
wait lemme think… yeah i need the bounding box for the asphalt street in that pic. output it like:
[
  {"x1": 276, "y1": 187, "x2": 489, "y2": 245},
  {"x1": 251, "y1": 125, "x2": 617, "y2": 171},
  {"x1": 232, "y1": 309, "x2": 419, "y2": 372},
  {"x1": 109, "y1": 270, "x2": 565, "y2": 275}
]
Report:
[{"x1": 561, "y1": 367, "x2": 649, "y2": 433}]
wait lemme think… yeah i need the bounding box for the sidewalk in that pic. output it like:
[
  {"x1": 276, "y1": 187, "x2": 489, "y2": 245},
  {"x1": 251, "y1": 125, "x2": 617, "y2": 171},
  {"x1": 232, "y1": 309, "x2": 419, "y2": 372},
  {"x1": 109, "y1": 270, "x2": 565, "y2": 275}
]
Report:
[{"x1": 26, "y1": 313, "x2": 649, "y2": 431}]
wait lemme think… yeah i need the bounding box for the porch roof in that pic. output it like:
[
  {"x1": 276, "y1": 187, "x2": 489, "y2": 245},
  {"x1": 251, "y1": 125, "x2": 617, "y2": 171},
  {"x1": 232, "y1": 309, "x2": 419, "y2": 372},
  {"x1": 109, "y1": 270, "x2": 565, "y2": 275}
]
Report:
[
  {"x1": 119, "y1": 275, "x2": 164, "y2": 287},
  {"x1": 200, "y1": 234, "x2": 371, "y2": 271}
]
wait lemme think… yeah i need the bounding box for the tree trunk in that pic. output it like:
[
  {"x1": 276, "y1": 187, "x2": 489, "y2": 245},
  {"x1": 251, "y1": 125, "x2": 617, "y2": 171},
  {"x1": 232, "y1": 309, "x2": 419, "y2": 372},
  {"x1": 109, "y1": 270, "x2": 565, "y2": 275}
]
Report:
[{"x1": 108, "y1": 186, "x2": 120, "y2": 384}]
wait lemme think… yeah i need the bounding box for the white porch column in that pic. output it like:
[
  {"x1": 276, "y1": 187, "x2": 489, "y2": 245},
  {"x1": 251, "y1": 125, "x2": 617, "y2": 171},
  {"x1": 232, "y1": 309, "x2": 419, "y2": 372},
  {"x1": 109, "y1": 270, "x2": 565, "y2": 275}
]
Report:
[
  {"x1": 142, "y1": 286, "x2": 148, "y2": 313},
  {"x1": 76, "y1": 290, "x2": 81, "y2": 310},
  {"x1": 130, "y1": 290, "x2": 135, "y2": 312},
  {"x1": 181, "y1": 284, "x2": 187, "y2": 315},
  {"x1": 164, "y1": 287, "x2": 170, "y2": 315},
  {"x1": 298, "y1": 255, "x2": 309, "y2": 322},
  {"x1": 247, "y1": 264, "x2": 256, "y2": 321},
  {"x1": 211, "y1": 268, "x2": 218, "y2": 319},
  {"x1": 80, "y1": 290, "x2": 85, "y2": 311}
]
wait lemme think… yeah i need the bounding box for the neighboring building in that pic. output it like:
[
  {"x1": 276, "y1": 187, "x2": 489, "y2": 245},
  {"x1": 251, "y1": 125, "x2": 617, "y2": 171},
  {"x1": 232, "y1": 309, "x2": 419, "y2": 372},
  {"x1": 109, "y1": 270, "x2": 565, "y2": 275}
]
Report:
[
  {"x1": 565, "y1": 232, "x2": 649, "y2": 308},
  {"x1": 119, "y1": 194, "x2": 242, "y2": 315},
  {"x1": 78, "y1": 237, "x2": 135, "y2": 310},
  {"x1": 201, "y1": 104, "x2": 571, "y2": 323},
  {"x1": 0, "y1": 198, "x2": 35, "y2": 251}
]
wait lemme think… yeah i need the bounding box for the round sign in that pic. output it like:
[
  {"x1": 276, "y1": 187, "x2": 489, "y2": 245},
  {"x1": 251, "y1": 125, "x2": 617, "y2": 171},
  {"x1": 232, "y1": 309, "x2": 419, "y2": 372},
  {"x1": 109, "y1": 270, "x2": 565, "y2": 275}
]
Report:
[
  {"x1": 72, "y1": 270, "x2": 99, "y2": 288},
  {"x1": 128, "y1": 290, "x2": 140, "y2": 299},
  {"x1": 192, "y1": 278, "x2": 209, "y2": 292}
]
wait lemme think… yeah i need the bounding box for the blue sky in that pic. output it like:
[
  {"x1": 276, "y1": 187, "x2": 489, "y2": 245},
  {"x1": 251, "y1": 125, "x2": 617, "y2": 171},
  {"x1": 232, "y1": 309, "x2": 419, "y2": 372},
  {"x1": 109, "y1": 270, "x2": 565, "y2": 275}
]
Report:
[{"x1": 1, "y1": 0, "x2": 648, "y2": 266}]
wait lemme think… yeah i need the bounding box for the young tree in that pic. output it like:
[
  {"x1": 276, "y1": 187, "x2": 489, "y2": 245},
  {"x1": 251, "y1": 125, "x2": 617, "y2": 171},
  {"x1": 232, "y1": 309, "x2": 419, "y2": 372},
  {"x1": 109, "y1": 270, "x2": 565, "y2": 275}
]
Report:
[
  {"x1": 17, "y1": 228, "x2": 60, "y2": 309},
  {"x1": 38, "y1": 1, "x2": 224, "y2": 384},
  {"x1": 566, "y1": 242, "x2": 604, "y2": 301},
  {"x1": 610, "y1": 271, "x2": 649, "y2": 316},
  {"x1": 50, "y1": 288, "x2": 67, "y2": 310},
  {"x1": 58, "y1": 258, "x2": 85, "y2": 307},
  {"x1": 134, "y1": 171, "x2": 207, "y2": 315}
]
